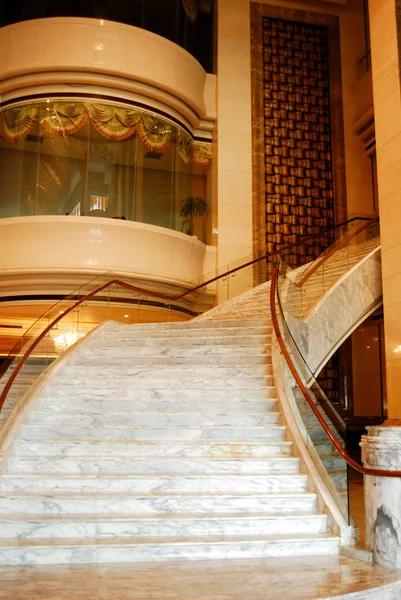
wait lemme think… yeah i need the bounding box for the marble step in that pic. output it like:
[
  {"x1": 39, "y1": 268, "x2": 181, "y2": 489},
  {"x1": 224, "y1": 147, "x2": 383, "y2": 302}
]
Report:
[
  {"x1": 26, "y1": 411, "x2": 283, "y2": 428},
  {"x1": 46, "y1": 375, "x2": 275, "y2": 389},
  {"x1": 0, "y1": 367, "x2": 43, "y2": 380},
  {"x1": 0, "y1": 491, "x2": 318, "y2": 515},
  {"x1": 205, "y1": 313, "x2": 269, "y2": 320},
  {"x1": 36, "y1": 398, "x2": 279, "y2": 414},
  {"x1": 0, "y1": 474, "x2": 308, "y2": 493},
  {"x1": 75, "y1": 345, "x2": 271, "y2": 359},
  {"x1": 314, "y1": 442, "x2": 342, "y2": 457},
  {"x1": 11, "y1": 439, "x2": 294, "y2": 458},
  {"x1": 19, "y1": 424, "x2": 287, "y2": 442},
  {"x1": 0, "y1": 532, "x2": 340, "y2": 565},
  {"x1": 0, "y1": 374, "x2": 38, "y2": 386},
  {"x1": 106, "y1": 318, "x2": 270, "y2": 331},
  {"x1": 309, "y1": 428, "x2": 343, "y2": 443},
  {"x1": 0, "y1": 511, "x2": 327, "y2": 539},
  {"x1": 321, "y1": 454, "x2": 346, "y2": 471},
  {"x1": 86, "y1": 335, "x2": 270, "y2": 348},
  {"x1": 101, "y1": 326, "x2": 271, "y2": 340},
  {"x1": 6, "y1": 456, "x2": 300, "y2": 475},
  {"x1": 71, "y1": 354, "x2": 271, "y2": 366},
  {"x1": 328, "y1": 470, "x2": 348, "y2": 489},
  {"x1": 57, "y1": 364, "x2": 273, "y2": 378},
  {"x1": 39, "y1": 386, "x2": 278, "y2": 401}
]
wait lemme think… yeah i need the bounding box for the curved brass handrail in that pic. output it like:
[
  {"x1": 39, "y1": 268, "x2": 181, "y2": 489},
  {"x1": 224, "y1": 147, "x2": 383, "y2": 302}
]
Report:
[
  {"x1": 270, "y1": 267, "x2": 401, "y2": 478},
  {"x1": 296, "y1": 216, "x2": 377, "y2": 287},
  {"x1": 0, "y1": 215, "x2": 373, "y2": 416}
]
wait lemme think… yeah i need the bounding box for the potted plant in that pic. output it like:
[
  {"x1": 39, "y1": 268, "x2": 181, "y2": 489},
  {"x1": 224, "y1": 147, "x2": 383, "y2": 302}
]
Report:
[{"x1": 179, "y1": 196, "x2": 209, "y2": 236}]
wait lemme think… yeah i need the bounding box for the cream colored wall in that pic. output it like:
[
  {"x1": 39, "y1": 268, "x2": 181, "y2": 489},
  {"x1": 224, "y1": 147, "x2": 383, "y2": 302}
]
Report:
[
  {"x1": 217, "y1": 0, "x2": 373, "y2": 268},
  {"x1": 369, "y1": 0, "x2": 401, "y2": 419},
  {"x1": 0, "y1": 217, "x2": 215, "y2": 288},
  {"x1": 352, "y1": 324, "x2": 383, "y2": 417},
  {"x1": 0, "y1": 18, "x2": 215, "y2": 132}
]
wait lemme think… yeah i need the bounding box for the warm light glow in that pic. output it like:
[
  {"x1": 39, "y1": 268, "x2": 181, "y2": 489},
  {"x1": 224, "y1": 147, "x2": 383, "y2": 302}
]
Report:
[
  {"x1": 52, "y1": 332, "x2": 85, "y2": 353},
  {"x1": 394, "y1": 345, "x2": 401, "y2": 353},
  {"x1": 124, "y1": 314, "x2": 129, "y2": 318}
]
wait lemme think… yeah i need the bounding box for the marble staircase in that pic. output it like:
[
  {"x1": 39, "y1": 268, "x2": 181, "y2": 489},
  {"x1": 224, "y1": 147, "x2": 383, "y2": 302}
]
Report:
[
  {"x1": 0, "y1": 361, "x2": 49, "y2": 429},
  {"x1": 0, "y1": 233, "x2": 383, "y2": 566},
  {"x1": 0, "y1": 288, "x2": 341, "y2": 565}
]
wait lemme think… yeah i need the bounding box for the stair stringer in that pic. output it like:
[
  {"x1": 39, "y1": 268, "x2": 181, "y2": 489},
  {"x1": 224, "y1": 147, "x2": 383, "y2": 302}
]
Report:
[
  {"x1": 0, "y1": 321, "x2": 109, "y2": 463},
  {"x1": 271, "y1": 335, "x2": 358, "y2": 547},
  {"x1": 285, "y1": 245, "x2": 382, "y2": 380}
]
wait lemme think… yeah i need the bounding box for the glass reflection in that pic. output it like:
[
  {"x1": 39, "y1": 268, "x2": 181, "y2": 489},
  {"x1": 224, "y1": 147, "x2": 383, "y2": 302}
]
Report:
[{"x1": 0, "y1": 100, "x2": 212, "y2": 244}]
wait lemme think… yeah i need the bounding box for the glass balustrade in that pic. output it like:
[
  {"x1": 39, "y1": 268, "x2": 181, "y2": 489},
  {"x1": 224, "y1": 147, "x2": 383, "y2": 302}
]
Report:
[
  {"x1": 0, "y1": 99, "x2": 213, "y2": 244},
  {"x1": 273, "y1": 217, "x2": 380, "y2": 530}
]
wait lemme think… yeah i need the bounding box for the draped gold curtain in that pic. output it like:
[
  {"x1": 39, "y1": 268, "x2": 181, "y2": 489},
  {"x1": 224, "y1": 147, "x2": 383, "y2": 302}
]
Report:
[{"x1": 0, "y1": 101, "x2": 212, "y2": 166}]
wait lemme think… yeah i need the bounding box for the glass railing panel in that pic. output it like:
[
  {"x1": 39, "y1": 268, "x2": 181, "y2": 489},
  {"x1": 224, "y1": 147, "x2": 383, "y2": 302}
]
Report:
[
  {"x1": 275, "y1": 314, "x2": 351, "y2": 525},
  {"x1": 0, "y1": 272, "x2": 114, "y2": 429},
  {"x1": 294, "y1": 219, "x2": 379, "y2": 320},
  {"x1": 278, "y1": 219, "x2": 379, "y2": 350},
  {"x1": 274, "y1": 219, "x2": 380, "y2": 530}
]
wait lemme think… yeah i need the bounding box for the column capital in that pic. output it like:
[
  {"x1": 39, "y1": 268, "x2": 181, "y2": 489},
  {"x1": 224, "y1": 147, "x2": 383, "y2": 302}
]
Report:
[{"x1": 361, "y1": 424, "x2": 401, "y2": 470}]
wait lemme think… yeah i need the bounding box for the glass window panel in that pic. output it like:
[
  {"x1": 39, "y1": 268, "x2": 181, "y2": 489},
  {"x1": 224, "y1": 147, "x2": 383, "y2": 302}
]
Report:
[
  {"x1": 0, "y1": 100, "x2": 213, "y2": 243},
  {"x1": 141, "y1": 143, "x2": 174, "y2": 230}
]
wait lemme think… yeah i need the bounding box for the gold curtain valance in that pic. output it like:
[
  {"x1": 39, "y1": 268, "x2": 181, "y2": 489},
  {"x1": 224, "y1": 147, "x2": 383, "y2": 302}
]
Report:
[{"x1": 0, "y1": 101, "x2": 212, "y2": 166}]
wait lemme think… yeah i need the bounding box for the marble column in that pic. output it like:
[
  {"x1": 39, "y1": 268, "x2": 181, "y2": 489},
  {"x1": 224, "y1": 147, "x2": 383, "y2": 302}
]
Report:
[{"x1": 361, "y1": 424, "x2": 401, "y2": 568}]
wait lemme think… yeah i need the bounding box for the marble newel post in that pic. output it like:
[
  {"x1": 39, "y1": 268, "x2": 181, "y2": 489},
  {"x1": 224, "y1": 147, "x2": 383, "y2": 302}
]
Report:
[{"x1": 360, "y1": 424, "x2": 401, "y2": 568}]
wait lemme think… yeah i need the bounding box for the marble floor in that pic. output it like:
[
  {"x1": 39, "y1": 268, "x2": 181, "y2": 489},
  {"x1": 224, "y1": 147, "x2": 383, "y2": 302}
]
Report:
[{"x1": 1, "y1": 555, "x2": 401, "y2": 600}]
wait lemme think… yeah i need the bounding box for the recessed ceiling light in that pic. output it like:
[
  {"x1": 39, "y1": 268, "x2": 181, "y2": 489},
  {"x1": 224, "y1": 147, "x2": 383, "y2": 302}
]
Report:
[
  {"x1": 124, "y1": 314, "x2": 129, "y2": 318},
  {"x1": 59, "y1": 311, "x2": 64, "y2": 314}
]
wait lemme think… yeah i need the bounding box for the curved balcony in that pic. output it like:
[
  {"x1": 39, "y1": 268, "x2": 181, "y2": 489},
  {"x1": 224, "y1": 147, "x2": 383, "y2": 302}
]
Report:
[
  {"x1": 0, "y1": 17, "x2": 216, "y2": 126},
  {"x1": 0, "y1": 1, "x2": 214, "y2": 73},
  {"x1": 0, "y1": 216, "x2": 215, "y2": 285},
  {"x1": 0, "y1": 98, "x2": 213, "y2": 244}
]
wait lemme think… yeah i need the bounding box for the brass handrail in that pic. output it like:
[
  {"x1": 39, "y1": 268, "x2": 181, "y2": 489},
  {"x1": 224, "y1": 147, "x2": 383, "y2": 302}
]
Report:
[
  {"x1": 0, "y1": 215, "x2": 374, "y2": 415},
  {"x1": 270, "y1": 267, "x2": 401, "y2": 478},
  {"x1": 296, "y1": 216, "x2": 377, "y2": 287}
]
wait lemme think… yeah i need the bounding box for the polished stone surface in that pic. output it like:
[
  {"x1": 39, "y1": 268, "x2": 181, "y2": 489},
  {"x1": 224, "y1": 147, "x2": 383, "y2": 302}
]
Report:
[
  {"x1": 0, "y1": 556, "x2": 400, "y2": 600},
  {"x1": 361, "y1": 425, "x2": 401, "y2": 569}
]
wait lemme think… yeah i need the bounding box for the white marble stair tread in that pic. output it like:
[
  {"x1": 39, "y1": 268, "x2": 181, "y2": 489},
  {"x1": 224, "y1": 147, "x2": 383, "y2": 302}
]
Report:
[
  {"x1": 19, "y1": 425, "x2": 288, "y2": 442},
  {"x1": 36, "y1": 398, "x2": 279, "y2": 414},
  {"x1": 105, "y1": 319, "x2": 271, "y2": 332},
  {"x1": 321, "y1": 454, "x2": 346, "y2": 470},
  {"x1": 45, "y1": 376, "x2": 275, "y2": 389},
  {"x1": 57, "y1": 364, "x2": 273, "y2": 378},
  {"x1": 6, "y1": 456, "x2": 300, "y2": 474},
  {"x1": 105, "y1": 317, "x2": 270, "y2": 330},
  {"x1": 76, "y1": 345, "x2": 271, "y2": 358},
  {"x1": 0, "y1": 492, "x2": 319, "y2": 515},
  {"x1": 72, "y1": 354, "x2": 271, "y2": 366},
  {"x1": 26, "y1": 411, "x2": 282, "y2": 427},
  {"x1": 0, "y1": 511, "x2": 328, "y2": 538},
  {"x1": 0, "y1": 533, "x2": 340, "y2": 565},
  {"x1": 101, "y1": 327, "x2": 271, "y2": 339},
  {"x1": 85, "y1": 335, "x2": 271, "y2": 348},
  {"x1": 39, "y1": 386, "x2": 278, "y2": 400},
  {"x1": 0, "y1": 473, "x2": 308, "y2": 493},
  {"x1": 11, "y1": 439, "x2": 294, "y2": 457}
]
